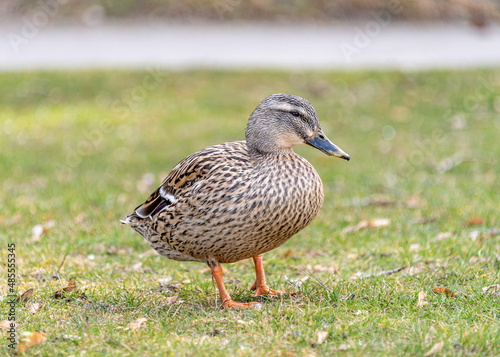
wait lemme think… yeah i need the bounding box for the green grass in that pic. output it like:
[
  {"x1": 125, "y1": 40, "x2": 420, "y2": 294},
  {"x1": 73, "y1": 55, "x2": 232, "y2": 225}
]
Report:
[{"x1": 0, "y1": 69, "x2": 499, "y2": 356}]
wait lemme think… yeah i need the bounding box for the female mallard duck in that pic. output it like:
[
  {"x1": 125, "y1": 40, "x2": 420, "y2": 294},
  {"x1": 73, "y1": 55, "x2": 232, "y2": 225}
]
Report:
[{"x1": 122, "y1": 93, "x2": 349, "y2": 309}]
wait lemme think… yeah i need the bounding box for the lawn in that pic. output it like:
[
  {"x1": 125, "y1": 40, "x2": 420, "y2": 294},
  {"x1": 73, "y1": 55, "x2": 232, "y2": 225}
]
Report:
[{"x1": 0, "y1": 69, "x2": 499, "y2": 356}]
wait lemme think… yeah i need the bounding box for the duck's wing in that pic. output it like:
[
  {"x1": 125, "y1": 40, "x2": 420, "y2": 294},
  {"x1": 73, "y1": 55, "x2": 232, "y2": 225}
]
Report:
[{"x1": 132, "y1": 141, "x2": 247, "y2": 220}]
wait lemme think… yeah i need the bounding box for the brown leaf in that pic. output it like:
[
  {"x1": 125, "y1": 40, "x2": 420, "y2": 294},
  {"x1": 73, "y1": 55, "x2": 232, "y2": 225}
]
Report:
[
  {"x1": 343, "y1": 218, "x2": 390, "y2": 233},
  {"x1": 417, "y1": 291, "x2": 429, "y2": 307},
  {"x1": 54, "y1": 280, "x2": 76, "y2": 299},
  {"x1": 424, "y1": 341, "x2": 444, "y2": 356},
  {"x1": 166, "y1": 295, "x2": 178, "y2": 304},
  {"x1": 132, "y1": 262, "x2": 143, "y2": 272},
  {"x1": 368, "y1": 218, "x2": 391, "y2": 229},
  {"x1": 16, "y1": 288, "x2": 34, "y2": 303},
  {"x1": 468, "y1": 256, "x2": 479, "y2": 264},
  {"x1": 335, "y1": 343, "x2": 351, "y2": 351},
  {"x1": 283, "y1": 249, "x2": 295, "y2": 258},
  {"x1": 343, "y1": 220, "x2": 367, "y2": 233},
  {"x1": 432, "y1": 287, "x2": 457, "y2": 298},
  {"x1": 406, "y1": 265, "x2": 423, "y2": 276},
  {"x1": 482, "y1": 284, "x2": 500, "y2": 295},
  {"x1": 312, "y1": 265, "x2": 338, "y2": 274},
  {"x1": 467, "y1": 217, "x2": 485, "y2": 226},
  {"x1": 406, "y1": 195, "x2": 421, "y2": 208},
  {"x1": 436, "y1": 232, "x2": 452, "y2": 240},
  {"x1": 127, "y1": 317, "x2": 147, "y2": 332},
  {"x1": 18, "y1": 331, "x2": 47, "y2": 354},
  {"x1": 317, "y1": 330, "x2": 328, "y2": 344}
]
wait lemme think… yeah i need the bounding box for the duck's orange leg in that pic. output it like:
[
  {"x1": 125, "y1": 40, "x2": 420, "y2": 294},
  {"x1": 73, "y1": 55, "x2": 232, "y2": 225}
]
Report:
[
  {"x1": 211, "y1": 265, "x2": 260, "y2": 309},
  {"x1": 251, "y1": 254, "x2": 297, "y2": 296}
]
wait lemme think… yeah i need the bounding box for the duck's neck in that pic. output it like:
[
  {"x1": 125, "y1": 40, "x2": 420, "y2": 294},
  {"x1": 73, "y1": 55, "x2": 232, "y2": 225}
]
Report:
[{"x1": 246, "y1": 142, "x2": 294, "y2": 158}]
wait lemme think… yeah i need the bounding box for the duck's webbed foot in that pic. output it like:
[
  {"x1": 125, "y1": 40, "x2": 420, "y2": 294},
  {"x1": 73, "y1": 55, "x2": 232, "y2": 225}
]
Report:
[
  {"x1": 223, "y1": 300, "x2": 262, "y2": 309},
  {"x1": 211, "y1": 264, "x2": 261, "y2": 309},
  {"x1": 251, "y1": 283, "x2": 284, "y2": 296},
  {"x1": 251, "y1": 254, "x2": 298, "y2": 297}
]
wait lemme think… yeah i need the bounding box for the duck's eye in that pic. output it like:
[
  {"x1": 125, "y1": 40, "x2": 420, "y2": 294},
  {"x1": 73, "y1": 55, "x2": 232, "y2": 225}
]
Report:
[{"x1": 291, "y1": 112, "x2": 300, "y2": 117}]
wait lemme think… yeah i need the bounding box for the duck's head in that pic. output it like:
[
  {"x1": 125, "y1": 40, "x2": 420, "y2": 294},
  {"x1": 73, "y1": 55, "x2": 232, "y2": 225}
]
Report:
[{"x1": 246, "y1": 93, "x2": 350, "y2": 160}]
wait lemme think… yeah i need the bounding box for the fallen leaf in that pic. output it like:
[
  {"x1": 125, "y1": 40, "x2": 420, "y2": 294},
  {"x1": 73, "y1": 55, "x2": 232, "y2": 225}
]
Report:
[
  {"x1": 127, "y1": 317, "x2": 147, "y2": 332},
  {"x1": 409, "y1": 244, "x2": 421, "y2": 252},
  {"x1": 54, "y1": 280, "x2": 76, "y2": 299},
  {"x1": 432, "y1": 287, "x2": 457, "y2": 298},
  {"x1": 166, "y1": 295, "x2": 178, "y2": 304},
  {"x1": 343, "y1": 218, "x2": 390, "y2": 233},
  {"x1": 343, "y1": 220, "x2": 368, "y2": 233},
  {"x1": 368, "y1": 218, "x2": 391, "y2": 229},
  {"x1": 28, "y1": 302, "x2": 43, "y2": 314},
  {"x1": 0, "y1": 320, "x2": 15, "y2": 330},
  {"x1": 482, "y1": 284, "x2": 500, "y2": 295},
  {"x1": 18, "y1": 331, "x2": 47, "y2": 354},
  {"x1": 467, "y1": 217, "x2": 485, "y2": 226},
  {"x1": 132, "y1": 262, "x2": 143, "y2": 272},
  {"x1": 32, "y1": 224, "x2": 44, "y2": 241},
  {"x1": 436, "y1": 232, "x2": 452, "y2": 240},
  {"x1": 317, "y1": 330, "x2": 328, "y2": 344},
  {"x1": 424, "y1": 341, "x2": 444, "y2": 356},
  {"x1": 406, "y1": 195, "x2": 421, "y2": 207},
  {"x1": 312, "y1": 265, "x2": 338, "y2": 274},
  {"x1": 469, "y1": 230, "x2": 480, "y2": 241},
  {"x1": 469, "y1": 256, "x2": 479, "y2": 264},
  {"x1": 44, "y1": 219, "x2": 55, "y2": 229},
  {"x1": 283, "y1": 249, "x2": 295, "y2": 258},
  {"x1": 74, "y1": 213, "x2": 87, "y2": 224},
  {"x1": 158, "y1": 277, "x2": 172, "y2": 285},
  {"x1": 16, "y1": 288, "x2": 34, "y2": 303},
  {"x1": 198, "y1": 267, "x2": 211, "y2": 274},
  {"x1": 406, "y1": 265, "x2": 423, "y2": 276},
  {"x1": 417, "y1": 291, "x2": 429, "y2": 307},
  {"x1": 335, "y1": 343, "x2": 351, "y2": 351}
]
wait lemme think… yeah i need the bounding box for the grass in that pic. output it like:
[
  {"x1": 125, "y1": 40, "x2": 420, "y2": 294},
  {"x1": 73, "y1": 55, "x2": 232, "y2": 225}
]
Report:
[{"x1": 0, "y1": 69, "x2": 499, "y2": 356}]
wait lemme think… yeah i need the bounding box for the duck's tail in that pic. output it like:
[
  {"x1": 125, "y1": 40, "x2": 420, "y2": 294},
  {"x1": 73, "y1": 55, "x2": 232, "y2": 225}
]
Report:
[
  {"x1": 120, "y1": 214, "x2": 137, "y2": 226},
  {"x1": 120, "y1": 213, "x2": 150, "y2": 237}
]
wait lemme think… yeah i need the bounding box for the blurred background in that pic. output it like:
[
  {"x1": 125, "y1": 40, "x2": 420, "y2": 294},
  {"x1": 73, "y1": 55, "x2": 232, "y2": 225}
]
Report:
[
  {"x1": 1, "y1": 1, "x2": 499, "y2": 355},
  {"x1": 2, "y1": 0, "x2": 500, "y2": 24},
  {"x1": 1, "y1": 0, "x2": 500, "y2": 70}
]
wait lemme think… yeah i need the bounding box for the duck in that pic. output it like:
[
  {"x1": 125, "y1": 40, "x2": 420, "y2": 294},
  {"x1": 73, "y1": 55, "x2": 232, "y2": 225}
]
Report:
[{"x1": 122, "y1": 93, "x2": 349, "y2": 309}]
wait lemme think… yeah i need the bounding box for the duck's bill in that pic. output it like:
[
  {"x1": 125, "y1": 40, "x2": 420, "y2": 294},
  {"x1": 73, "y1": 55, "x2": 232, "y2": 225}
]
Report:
[{"x1": 305, "y1": 131, "x2": 350, "y2": 161}]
